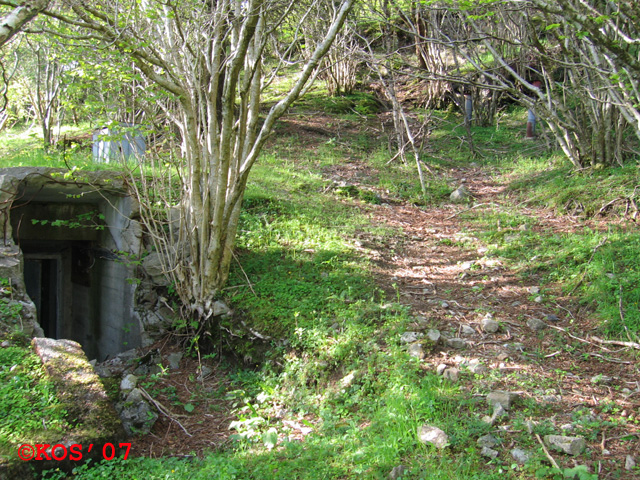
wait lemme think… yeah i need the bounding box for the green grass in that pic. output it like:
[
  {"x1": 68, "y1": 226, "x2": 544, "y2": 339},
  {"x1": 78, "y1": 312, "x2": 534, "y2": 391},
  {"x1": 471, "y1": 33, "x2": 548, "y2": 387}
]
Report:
[
  {"x1": 9, "y1": 104, "x2": 637, "y2": 478},
  {"x1": 0, "y1": 124, "x2": 123, "y2": 170},
  {"x1": 0, "y1": 341, "x2": 70, "y2": 460},
  {"x1": 462, "y1": 207, "x2": 640, "y2": 336},
  {"x1": 40, "y1": 110, "x2": 527, "y2": 480}
]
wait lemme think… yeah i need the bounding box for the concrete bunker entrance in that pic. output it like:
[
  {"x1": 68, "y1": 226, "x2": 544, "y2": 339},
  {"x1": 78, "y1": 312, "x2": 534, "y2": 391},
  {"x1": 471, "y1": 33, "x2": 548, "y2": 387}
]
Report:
[{"x1": 10, "y1": 177, "x2": 141, "y2": 361}]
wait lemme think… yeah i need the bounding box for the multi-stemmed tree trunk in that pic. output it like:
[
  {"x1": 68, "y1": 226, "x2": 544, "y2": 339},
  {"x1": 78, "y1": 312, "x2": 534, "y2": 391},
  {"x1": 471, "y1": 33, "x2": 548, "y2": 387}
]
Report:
[{"x1": 59, "y1": 0, "x2": 354, "y2": 321}]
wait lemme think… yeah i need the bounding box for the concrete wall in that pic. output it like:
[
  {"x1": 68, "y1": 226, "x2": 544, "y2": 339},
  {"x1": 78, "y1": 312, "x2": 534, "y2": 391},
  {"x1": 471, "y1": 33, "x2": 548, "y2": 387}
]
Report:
[{"x1": 1, "y1": 168, "x2": 143, "y2": 361}]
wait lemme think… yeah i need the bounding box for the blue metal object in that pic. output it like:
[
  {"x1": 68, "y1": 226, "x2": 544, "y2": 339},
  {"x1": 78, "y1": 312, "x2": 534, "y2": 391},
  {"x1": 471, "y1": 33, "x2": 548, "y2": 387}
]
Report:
[
  {"x1": 465, "y1": 94, "x2": 473, "y2": 125},
  {"x1": 92, "y1": 123, "x2": 145, "y2": 163},
  {"x1": 526, "y1": 109, "x2": 536, "y2": 137}
]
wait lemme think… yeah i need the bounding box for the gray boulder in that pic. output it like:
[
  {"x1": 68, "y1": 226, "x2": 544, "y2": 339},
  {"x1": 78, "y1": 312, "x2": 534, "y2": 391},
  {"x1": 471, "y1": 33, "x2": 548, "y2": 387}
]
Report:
[
  {"x1": 450, "y1": 186, "x2": 471, "y2": 203},
  {"x1": 544, "y1": 435, "x2": 586, "y2": 456},
  {"x1": 118, "y1": 388, "x2": 158, "y2": 435},
  {"x1": 418, "y1": 425, "x2": 449, "y2": 448}
]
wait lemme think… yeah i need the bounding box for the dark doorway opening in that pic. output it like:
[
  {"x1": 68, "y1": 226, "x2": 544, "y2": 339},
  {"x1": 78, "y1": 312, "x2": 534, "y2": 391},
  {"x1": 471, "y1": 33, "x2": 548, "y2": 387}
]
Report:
[
  {"x1": 24, "y1": 256, "x2": 60, "y2": 338},
  {"x1": 9, "y1": 181, "x2": 142, "y2": 361}
]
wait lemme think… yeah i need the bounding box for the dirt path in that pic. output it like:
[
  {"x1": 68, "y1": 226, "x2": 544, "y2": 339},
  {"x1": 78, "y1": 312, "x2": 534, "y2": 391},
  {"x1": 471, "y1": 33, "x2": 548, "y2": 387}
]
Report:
[{"x1": 332, "y1": 160, "x2": 640, "y2": 475}]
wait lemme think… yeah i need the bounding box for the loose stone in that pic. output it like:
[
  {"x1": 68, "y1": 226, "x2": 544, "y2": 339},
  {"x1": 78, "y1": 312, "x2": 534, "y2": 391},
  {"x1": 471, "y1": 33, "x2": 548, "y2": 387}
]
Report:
[
  {"x1": 401, "y1": 331, "x2": 423, "y2": 343},
  {"x1": 487, "y1": 391, "x2": 518, "y2": 410},
  {"x1": 544, "y1": 435, "x2": 586, "y2": 456},
  {"x1": 418, "y1": 425, "x2": 449, "y2": 448},
  {"x1": 527, "y1": 318, "x2": 547, "y2": 331},
  {"x1": 446, "y1": 337, "x2": 466, "y2": 349},
  {"x1": 408, "y1": 343, "x2": 425, "y2": 359},
  {"x1": 481, "y1": 447, "x2": 499, "y2": 459},
  {"x1": 389, "y1": 465, "x2": 406, "y2": 480},
  {"x1": 511, "y1": 448, "x2": 530, "y2": 464},
  {"x1": 477, "y1": 434, "x2": 499, "y2": 448},
  {"x1": 482, "y1": 317, "x2": 500, "y2": 333},
  {"x1": 442, "y1": 367, "x2": 459, "y2": 382}
]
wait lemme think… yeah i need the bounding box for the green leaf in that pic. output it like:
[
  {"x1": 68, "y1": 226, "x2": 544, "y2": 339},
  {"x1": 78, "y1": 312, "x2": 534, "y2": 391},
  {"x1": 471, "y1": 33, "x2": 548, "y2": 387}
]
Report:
[{"x1": 183, "y1": 403, "x2": 195, "y2": 413}]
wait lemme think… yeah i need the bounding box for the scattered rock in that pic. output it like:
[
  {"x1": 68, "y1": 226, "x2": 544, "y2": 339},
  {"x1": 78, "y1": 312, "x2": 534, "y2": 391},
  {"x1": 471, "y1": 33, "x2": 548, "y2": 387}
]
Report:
[
  {"x1": 469, "y1": 363, "x2": 488, "y2": 375},
  {"x1": 528, "y1": 286, "x2": 541, "y2": 294},
  {"x1": 560, "y1": 423, "x2": 574, "y2": 432},
  {"x1": 534, "y1": 296, "x2": 543, "y2": 303},
  {"x1": 625, "y1": 455, "x2": 636, "y2": 470},
  {"x1": 545, "y1": 314, "x2": 561, "y2": 322},
  {"x1": 508, "y1": 342, "x2": 524, "y2": 352},
  {"x1": 197, "y1": 365, "x2": 213, "y2": 381},
  {"x1": 450, "y1": 186, "x2": 471, "y2": 203},
  {"x1": 541, "y1": 394, "x2": 562, "y2": 404},
  {"x1": 408, "y1": 343, "x2": 425, "y2": 359},
  {"x1": 341, "y1": 371, "x2": 357, "y2": 388},
  {"x1": 461, "y1": 261, "x2": 475, "y2": 271},
  {"x1": 167, "y1": 352, "x2": 183, "y2": 370},
  {"x1": 487, "y1": 391, "x2": 518, "y2": 411},
  {"x1": 527, "y1": 318, "x2": 547, "y2": 331},
  {"x1": 389, "y1": 465, "x2": 406, "y2": 480},
  {"x1": 544, "y1": 435, "x2": 586, "y2": 456},
  {"x1": 212, "y1": 300, "x2": 231, "y2": 317},
  {"x1": 510, "y1": 448, "x2": 530, "y2": 464},
  {"x1": 481, "y1": 317, "x2": 500, "y2": 333},
  {"x1": 481, "y1": 447, "x2": 499, "y2": 459},
  {"x1": 525, "y1": 420, "x2": 535, "y2": 434},
  {"x1": 401, "y1": 331, "x2": 423, "y2": 343},
  {"x1": 94, "y1": 364, "x2": 113, "y2": 378},
  {"x1": 483, "y1": 403, "x2": 508, "y2": 425},
  {"x1": 120, "y1": 374, "x2": 138, "y2": 392},
  {"x1": 418, "y1": 425, "x2": 449, "y2": 448},
  {"x1": 477, "y1": 434, "x2": 499, "y2": 448},
  {"x1": 491, "y1": 403, "x2": 508, "y2": 422},
  {"x1": 415, "y1": 315, "x2": 428, "y2": 327},
  {"x1": 117, "y1": 388, "x2": 158, "y2": 435},
  {"x1": 441, "y1": 301, "x2": 450, "y2": 309},
  {"x1": 427, "y1": 329, "x2": 441, "y2": 343},
  {"x1": 460, "y1": 325, "x2": 476, "y2": 336},
  {"x1": 590, "y1": 374, "x2": 614, "y2": 385},
  {"x1": 442, "y1": 367, "x2": 459, "y2": 382},
  {"x1": 141, "y1": 252, "x2": 170, "y2": 286},
  {"x1": 446, "y1": 337, "x2": 466, "y2": 349},
  {"x1": 1, "y1": 340, "x2": 10, "y2": 348},
  {"x1": 436, "y1": 364, "x2": 448, "y2": 375}
]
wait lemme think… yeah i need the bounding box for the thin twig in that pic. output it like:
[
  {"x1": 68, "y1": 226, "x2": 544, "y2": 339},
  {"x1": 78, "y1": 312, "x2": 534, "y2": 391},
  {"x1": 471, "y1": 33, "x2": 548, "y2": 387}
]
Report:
[
  {"x1": 231, "y1": 249, "x2": 256, "y2": 296},
  {"x1": 587, "y1": 353, "x2": 631, "y2": 364},
  {"x1": 619, "y1": 285, "x2": 640, "y2": 344},
  {"x1": 590, "y1": 336, "x2": 640, "y2": 350},
  {"x1": 536, "y1": 433, "x2": 559, "y2": 469},
  {"x1": 547, "y1": 324, "x2": 612, "y2": 351},
  {"x1": 569, "y1": 236, "x2": 608, "y2": 294},
  {"x1": 139, "y1": 387, "x2": 192, "y2": 437}
]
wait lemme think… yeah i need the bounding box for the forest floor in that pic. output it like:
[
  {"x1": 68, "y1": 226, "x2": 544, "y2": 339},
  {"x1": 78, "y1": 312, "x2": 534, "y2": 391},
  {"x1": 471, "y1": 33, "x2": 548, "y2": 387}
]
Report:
[{"x1": 123, "y1": 112, "x2": 639, "y2": 478}]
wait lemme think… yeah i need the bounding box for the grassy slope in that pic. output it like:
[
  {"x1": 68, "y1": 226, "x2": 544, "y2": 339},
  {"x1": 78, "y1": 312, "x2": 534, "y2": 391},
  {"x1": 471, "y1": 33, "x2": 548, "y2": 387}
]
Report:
[{"x1": 1, "y1": 99, "x2": 637, "y2": 479}]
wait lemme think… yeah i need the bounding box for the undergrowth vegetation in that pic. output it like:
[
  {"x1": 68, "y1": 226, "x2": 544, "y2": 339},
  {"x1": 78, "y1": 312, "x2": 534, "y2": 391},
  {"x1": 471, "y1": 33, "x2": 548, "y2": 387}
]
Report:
[
  {"x1": 2, "y1": 104, "x2": 638, "y2": 479},
  {"x1": 0, "y1": 339, "x2": 69, "y2": 460}
]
